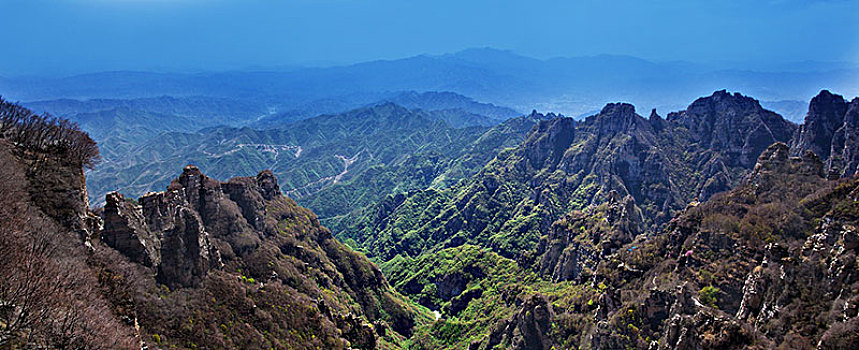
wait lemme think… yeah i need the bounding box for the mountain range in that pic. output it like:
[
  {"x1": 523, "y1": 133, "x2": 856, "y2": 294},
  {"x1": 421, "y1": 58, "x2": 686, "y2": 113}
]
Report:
[
  {"x1": 4, "y1": 49, "x2": 856, "y2": 118},
  {"x1": 3, "y1": 87, "x2": 859, "y2": 349}
]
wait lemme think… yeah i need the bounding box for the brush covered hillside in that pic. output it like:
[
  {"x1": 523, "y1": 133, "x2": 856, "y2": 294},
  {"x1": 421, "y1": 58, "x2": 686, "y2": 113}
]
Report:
[{"x1": 0, "y1": 98, "x2": 430, "y2": 349}]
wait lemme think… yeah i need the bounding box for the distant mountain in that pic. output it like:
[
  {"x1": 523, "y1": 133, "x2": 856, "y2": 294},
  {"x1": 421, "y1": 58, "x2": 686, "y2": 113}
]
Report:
[
  {"x1": 85, "y1": 103, "x2": 542, "y2": 222},
  {"x1": 3, "y1": 49, "x2": 857, "y2": 118},
  {"x1": 64, "y1": 107, "x2": 197, "y2": 140},
  {"x1": 23, "y1": 95, "x2": 269, "y2": 127},
  {"x1": 251, "y1": 90, "x2": 520, "y2": 129},
  {"x1": 380, "y1": 91, "x2": 520, "y2": 121}
]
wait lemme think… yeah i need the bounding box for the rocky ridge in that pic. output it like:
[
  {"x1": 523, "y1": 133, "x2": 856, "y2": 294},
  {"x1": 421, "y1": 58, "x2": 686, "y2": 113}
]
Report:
[
  {"x1": 340, "y1": 90, "x2": 859, "y2": 349},
  {"x1": 344, "y1": 90, "x2": 798, "y2": 269},
  {"x1": 97, "y1": 165, "x2": 425, "y2": 348}
]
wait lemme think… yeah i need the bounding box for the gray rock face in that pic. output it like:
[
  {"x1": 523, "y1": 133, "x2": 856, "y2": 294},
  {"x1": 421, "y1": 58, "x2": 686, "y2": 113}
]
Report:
[
  {"x1": 23, "y1": 154, "x2": 93, "y2": 238},
  {"x1": 221, "y1": 170, "x2": 280, "y2": 233},
  {"x1": 523, "y1": 115, "x2": 575, "y2": 170},
  {"x1": 156, "y1": 206, "x2": 218, "y2": 288},
  {"x1": 478, "y1": 294, "x2": 554, "y2": 350},
  {"x1": 168, "y1": 165, "x2": 262, "y2": 259},
  {"x1": 790, "y1": 90, "x2": 859, "y2": 178},
  {"x1": 101, "y1": 192, "x2": 161, "y2": 267},
  {"x1": 791, "y1": 90, "x2": 849, "y2": 161},
  {"x1": 101, "y1": 165, "x2": 284, "y2": 288},
  {"x1": 139, "y1": 186, "x2": 221, "y2": 288},
  {"x1": 736, "y1": 266, "x2": 767, "y2": 322},
  {"x1": 827, "y1": 98, "x2": 859, "y2": 177}
]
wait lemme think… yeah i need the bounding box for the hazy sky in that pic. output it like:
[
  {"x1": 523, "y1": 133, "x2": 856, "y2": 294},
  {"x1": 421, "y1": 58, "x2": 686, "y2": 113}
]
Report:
[{"x1": 2, "y1": 0, "x2": 858, "y2": 75}]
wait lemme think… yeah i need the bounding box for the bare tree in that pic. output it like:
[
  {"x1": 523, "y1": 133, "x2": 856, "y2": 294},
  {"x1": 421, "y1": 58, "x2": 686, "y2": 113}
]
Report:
[
  {"x1": 0, "y1": 96, "x2": 101, "y2": 169},
  {"x1": 0, "y1": 138, "x2": 134, "y2": 349}
]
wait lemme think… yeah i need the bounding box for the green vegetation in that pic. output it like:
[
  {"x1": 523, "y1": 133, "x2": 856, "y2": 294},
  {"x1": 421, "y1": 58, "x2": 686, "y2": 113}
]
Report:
[{"x1": 698, "y1": 286, "x2": 720, "y2": 308}]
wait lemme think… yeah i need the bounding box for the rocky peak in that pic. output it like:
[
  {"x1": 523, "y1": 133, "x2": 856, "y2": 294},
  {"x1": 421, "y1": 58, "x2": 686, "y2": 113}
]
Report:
[
  {"x1": 824, "y1": 97, "x2": 859, "y2": 177},
  {"x1": 791, "y1": 90, "x2": 849, "y2": 161},
  {"x1": 668, "y1": 90, "x2": 795, "y2": 167},
  {"x1": 585, "y1": 102, "x2": 644, "y2": 136},
  {"x1": 222, "y1": 170, "x2": 282, "y2": 232},
  {"x1": 523, "y1": 117, "x2": 576, "y2": 170},
  {"x1": 170, "y1": 164, "x2": 220, "y2": 211},
  {"x1": 649, "y1": 108, "x2": 668, "y2": 132}
]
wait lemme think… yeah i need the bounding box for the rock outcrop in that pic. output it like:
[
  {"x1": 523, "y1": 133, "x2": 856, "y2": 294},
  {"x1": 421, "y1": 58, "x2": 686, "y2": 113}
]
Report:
[
  {"x1": 791, "y1": 90, "x2": 859, "y2": 178},
  {"x1": 166, "y1": 165, "x2": 262, "y2": 259},
  {"x1": 23, "y1": 152, "x2": 94, "y2": 238},
  {"x1": 102, "y1": 165, "x2": 281, "y2": 287},
  {"x1": 475, "y1": 294, "x2": 554, "y2": 350},
  {"x1": 523, "y1": 116, "x2": 575, "y2": 170},
  {"x1": 668, "y1": 90, "x2": 796, "y2": 168},
  {"x1": 791, "y1": 90, "x2": 849, "y2": 161},
  {"x1": 825, "y1": 98, "x2": 859, "y2": 177},
  {"x1": 101, "y1": 192, "x2": 160, "y2": 267},
  {"x1": 96, "y1": 165, "x2": 422, "y2": 348},
  {"x1": 537, "y1": 191, "x2": 643, "y2": 282},
  {"x1": 103, "y1": 165, "x2": 319, "y2": 288}
]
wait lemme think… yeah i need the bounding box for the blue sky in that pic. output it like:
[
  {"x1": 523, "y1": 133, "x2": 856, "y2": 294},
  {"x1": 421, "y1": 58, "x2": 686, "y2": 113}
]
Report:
[{"x1": 2, "y1": 0, "x2": 858, "y2": 75}]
